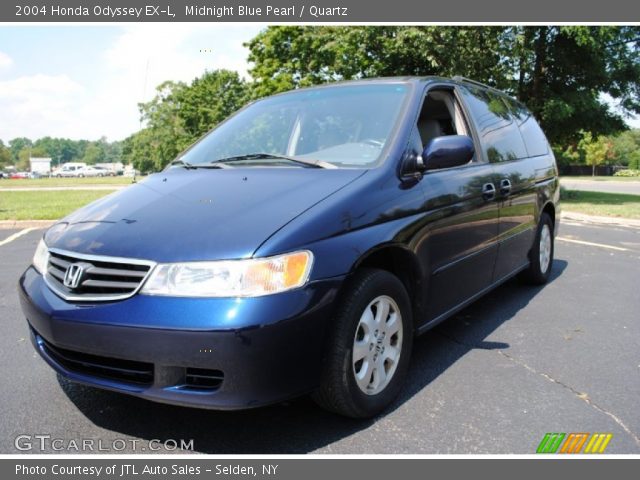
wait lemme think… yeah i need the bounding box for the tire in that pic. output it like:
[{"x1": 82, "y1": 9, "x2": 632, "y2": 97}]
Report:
[
  {"x1": 520, "y1": 212, "x2": 554, "y2": 285},
  {"x1": 312, "y1": 268, "x2": 413, "y2": 418}
]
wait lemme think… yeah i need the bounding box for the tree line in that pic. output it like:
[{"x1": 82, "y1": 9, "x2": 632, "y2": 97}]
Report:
[
  {"x1": 2, "y1": 26, "x2": 639, "y2": 173},
  {"x1": 0, "y1": 136, "x2": 123, "y2": 171}
]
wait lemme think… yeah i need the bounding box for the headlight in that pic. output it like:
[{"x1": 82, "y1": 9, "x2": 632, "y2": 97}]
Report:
[
  {"x1": 33, "y1": 238, "x2": 49, "y2": 274},
  {"x1": 140, "y1": 250, "x2": 313, "y2": 297}
]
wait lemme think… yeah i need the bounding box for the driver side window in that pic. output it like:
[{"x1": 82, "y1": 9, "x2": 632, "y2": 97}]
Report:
[{"x1": 417, "y1": 89, "x2": 470, "y2": 150}]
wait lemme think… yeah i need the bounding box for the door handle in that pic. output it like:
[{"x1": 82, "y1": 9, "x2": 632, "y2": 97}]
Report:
[
  {"x1": 482, "y1": 183, "x2": 496, "y2": 201},
  {"x1": 500, "y1": 179, "x2": 512, "y2": 196}
]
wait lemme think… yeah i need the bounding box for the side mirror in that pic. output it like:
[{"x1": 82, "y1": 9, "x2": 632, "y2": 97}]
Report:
[{"x1": 419, "y1": 135, "x2": 475, "y2": 171}]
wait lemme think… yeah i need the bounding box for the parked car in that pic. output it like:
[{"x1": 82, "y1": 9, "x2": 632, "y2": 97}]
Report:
[
  {"x1": 77, "y1": 166, "x2": 107, "y2": 177},
  {"x1": 95, "y1": 166, "x2": 117, "y2": 177},
  {"x1": 53, "y1": 162, "x2": 87, "y2": 177},
  {"x1": 19, "y1": 77, "x2": 559, "y2": 418},
  {"x1": 123, "y1": 166, "x2": 139, "y2": 178},
  {"x1": 9, "y1": 171, "x2": 29, "y2": 179}
]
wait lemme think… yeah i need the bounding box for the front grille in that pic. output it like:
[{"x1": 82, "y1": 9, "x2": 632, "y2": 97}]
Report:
[
  {"x1": 184, "y1": 368, "x2": 224, "y2": 391},
  {"x1": 45, "y1": 248, "x2": 154, "y2": 301},
  {"x1": 39, "y1": 336, "x2": 154, "y2": 385}
]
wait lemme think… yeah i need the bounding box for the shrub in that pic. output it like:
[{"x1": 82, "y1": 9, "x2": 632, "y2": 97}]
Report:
[{"x1": 613, "y1": 169, "x2": 640, "y2": 177}]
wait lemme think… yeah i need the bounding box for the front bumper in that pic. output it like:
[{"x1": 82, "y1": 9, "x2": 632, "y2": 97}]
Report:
[{"x1": 19, "y1": 267, "x2": 343, "y2": 409}]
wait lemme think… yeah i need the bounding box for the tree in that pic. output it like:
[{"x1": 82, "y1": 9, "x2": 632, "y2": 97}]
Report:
[
  {"x1": 628, "y1": 151, "x2": 640, "y2": 170},
  {"x1": 579, "y1": 132, "x2": 613, "y2": 176},
  {"x1": 133, "y1": 69, "x2": 250, "y2": 170},
  {"x1": 104, "y1": 139, "x2": 123, "y2": 164},
  {"x1": 0, "y1": 140, "x2": 11, "y2": 169},
  {"x1": 246, "y1": 26, "x2": 640, "y2": 145},
  {"x1": 122, "y1": 128, "x2": 157, "y2": 173},
  {"x1": 16, "y1": 146, "x2": 47, "y2": 171},
  {"x1": 33, "y1": 137, "x2": 84, "y2": 166},
  {"x1": 82, "y1": 142, "x2": 105, "y2": 165},
  {"x1": 179, "y1": 69, "x2": 249, "y2": 139},
  {"x1": 8, "y1": 137, "x2": 33, "y2": 164},
  {"x1": 2, "y1": 136, "x2": 124, "y2": 169},
  {"x1": 511, "y1": 26, "x2": 640, "y2": 145},
  {"x1": 137, "y1": 80, "x2": 189, "y2": 168},
  {"x1": 246, "y1": 27, "x2": 512, "y2": 98},
  {"x1": 33, "y1": 137, "x2": 62, "y2": 165},
  {"x1": 610, "y1": 129, "x2": 640, "y2": 166}
]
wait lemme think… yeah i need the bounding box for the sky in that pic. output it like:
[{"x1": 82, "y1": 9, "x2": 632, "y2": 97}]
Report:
[
  {"x1": 0, "y1": 25, "x2": 638, "y2": 145},
  {"x1": 0, "y1": 25, "x2": 264, "y2": 143}
]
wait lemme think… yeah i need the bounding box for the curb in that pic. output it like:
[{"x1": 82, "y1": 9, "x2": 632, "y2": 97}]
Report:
[
  {"x1": 0, "y1": 220, "x2": 56, "y2": 230},
  {"x1": 561, "y1": 211, "x2": 640, "y2": 228}
]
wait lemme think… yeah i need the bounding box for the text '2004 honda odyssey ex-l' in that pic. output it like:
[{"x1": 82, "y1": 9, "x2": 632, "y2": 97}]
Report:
[{"x1": 19, "y1": 77, "x2": 559, "y2": 418}]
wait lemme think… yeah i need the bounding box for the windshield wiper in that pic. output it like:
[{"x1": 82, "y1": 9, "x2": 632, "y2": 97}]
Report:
[
  {"x1": 212, "y1": 153, "x2": 336, "y2": 169},
  {"x1": 167, "y1": 158, "x2": 231, "y2": 170},
  {"x1": 168, "y1": 159, "x2": 196, "y2": 169}
]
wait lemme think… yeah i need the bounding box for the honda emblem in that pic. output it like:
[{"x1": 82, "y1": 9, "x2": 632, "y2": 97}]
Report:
[{"x1": 63, "y1": 263, "x2": 85, "y2": 289}]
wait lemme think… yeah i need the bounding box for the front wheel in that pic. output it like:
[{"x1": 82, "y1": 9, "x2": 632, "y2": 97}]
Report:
[
  {"x1": 313, "y1": 269, "x2": 413, "y2": 418},
  {"x1": 520, "y1": 212, "x2": 554, "y2": 285}
]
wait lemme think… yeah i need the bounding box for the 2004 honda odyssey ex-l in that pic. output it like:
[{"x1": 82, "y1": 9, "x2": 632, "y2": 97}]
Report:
[{"x1": 19, "y1": 77, "x2": 559, "y2": 418}]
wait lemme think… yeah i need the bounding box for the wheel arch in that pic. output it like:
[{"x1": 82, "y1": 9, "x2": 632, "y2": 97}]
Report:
[
  {"x1": 541, "y1": 200, "x2": 557, "y2": 233},
  {"x1": 348, "y1": 244, "x2": 426, "y2": 332}
]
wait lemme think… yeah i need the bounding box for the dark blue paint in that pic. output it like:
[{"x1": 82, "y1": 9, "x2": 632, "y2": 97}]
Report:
[
  {"x1": 423, "y1": 135, "x2": 475, "y2": 170},
  {"x1": 43, "y1": 168, "x2": 366, "y2": 264}
]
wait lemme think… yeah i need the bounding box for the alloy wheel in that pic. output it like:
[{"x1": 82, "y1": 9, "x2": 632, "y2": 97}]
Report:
[
  {"x1": 539, "y1": 224, "x2": 552, "y2": 274},
  {"x1": 352, "y1": 295, "x2": 403, "y2": 395}
]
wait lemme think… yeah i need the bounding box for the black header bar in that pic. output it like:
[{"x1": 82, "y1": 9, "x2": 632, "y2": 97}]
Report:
[{"x1": 2, "y1": 0, "x2": 640, "y2": 22}]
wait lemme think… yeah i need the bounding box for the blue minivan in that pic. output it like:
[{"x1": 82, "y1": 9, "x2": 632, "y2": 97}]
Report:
[{"x1": 19, "y1": 77, "x2": 559, "y2": 418}]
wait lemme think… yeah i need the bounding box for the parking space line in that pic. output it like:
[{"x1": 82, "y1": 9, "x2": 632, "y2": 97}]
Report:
[
  {"x1": 0, "y1": 228, "x2": 35, "y2": 247},
  {"x1": 557, "y1": 236, "x2": 629, "y2": 252}
]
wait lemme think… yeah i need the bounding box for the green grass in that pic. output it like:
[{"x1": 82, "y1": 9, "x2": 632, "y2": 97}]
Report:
[
  {"x1": 561, "y1": 190, "x2": 640, "y2": 219},
  {"x1": 0, "y1": 176, "x2": 139, "y2": 189},
  {"x1": 560, "y1": 175, "x2": 640, "y2": 182},
  {"x1": 0, "y1": 190, "x2": 116, "y2": 220}
]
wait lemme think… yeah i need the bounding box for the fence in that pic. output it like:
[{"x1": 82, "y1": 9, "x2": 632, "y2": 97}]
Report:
[{"x1": 559, "y1": 165, "x2": 627, "y2": 176}]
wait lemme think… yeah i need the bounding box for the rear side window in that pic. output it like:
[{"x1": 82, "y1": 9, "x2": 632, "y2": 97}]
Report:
[
  {"x1": 504, "y1": 99, "x2": 549, "y2": 158},
  {"x1": 458, "y1": 85, "x2": 528, "y2": 163}
]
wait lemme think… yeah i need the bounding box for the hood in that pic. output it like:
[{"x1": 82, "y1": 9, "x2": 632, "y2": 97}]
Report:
[{"x1": 44, "y1": 168, "x2": 366, "y2": 262}]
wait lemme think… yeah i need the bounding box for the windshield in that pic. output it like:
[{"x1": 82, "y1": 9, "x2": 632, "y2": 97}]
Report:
[{"x1": 178, "y1": 83, "x2": 410, "y2": 168}]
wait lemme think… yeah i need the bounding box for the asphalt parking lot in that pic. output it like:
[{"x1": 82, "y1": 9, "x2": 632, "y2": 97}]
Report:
[{"x1": 1, "y1": 221, "x2": 639, "y2": 454}]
